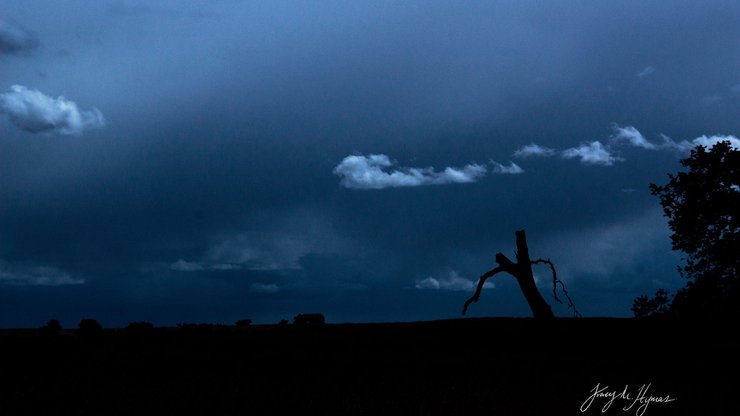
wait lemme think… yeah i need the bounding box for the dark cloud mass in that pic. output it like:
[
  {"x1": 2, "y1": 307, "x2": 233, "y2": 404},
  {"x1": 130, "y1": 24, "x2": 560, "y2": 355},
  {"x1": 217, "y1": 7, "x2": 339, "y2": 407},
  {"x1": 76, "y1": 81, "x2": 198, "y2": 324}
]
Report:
[
  {"x1": 0, "y1": 19, "x2": 40, "y2": 55},
  {"x1": 1, "y1": 1, "x2": 739, "y2": 326}
]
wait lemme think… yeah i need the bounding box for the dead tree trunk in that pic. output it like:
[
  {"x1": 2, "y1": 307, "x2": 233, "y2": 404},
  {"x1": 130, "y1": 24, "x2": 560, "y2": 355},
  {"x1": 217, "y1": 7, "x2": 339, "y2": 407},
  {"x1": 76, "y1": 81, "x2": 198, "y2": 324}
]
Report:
[{"x1": 463, "y1": 230, "x2": 555, "y2": 319}]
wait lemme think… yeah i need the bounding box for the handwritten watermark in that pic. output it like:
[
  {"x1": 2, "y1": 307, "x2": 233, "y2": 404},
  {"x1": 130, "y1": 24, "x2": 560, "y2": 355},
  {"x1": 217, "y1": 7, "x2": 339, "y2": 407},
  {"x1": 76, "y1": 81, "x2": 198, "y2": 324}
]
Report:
[{"x1": 580, "y1": 383, "x2": 676, "y2": 416}]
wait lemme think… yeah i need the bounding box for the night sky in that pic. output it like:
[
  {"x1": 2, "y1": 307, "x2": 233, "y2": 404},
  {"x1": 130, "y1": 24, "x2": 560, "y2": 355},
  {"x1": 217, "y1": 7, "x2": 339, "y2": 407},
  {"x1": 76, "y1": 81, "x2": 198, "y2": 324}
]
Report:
[{"x1": 2, "y1": 1, "x2": 740, "y2": 327}]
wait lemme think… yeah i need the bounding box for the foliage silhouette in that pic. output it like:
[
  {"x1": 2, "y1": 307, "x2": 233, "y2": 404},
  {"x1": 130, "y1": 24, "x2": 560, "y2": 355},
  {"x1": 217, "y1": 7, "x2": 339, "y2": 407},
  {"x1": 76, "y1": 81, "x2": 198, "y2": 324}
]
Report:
[
  {"x1": 632, "y1": 289, "x2": 672, "y2": 318},
  {"x1": 636, "y1": 141, "x2": 739, "y2": 318},
  {"x1": 77, "y1": 318, "x2": 103, "y2": 337}
]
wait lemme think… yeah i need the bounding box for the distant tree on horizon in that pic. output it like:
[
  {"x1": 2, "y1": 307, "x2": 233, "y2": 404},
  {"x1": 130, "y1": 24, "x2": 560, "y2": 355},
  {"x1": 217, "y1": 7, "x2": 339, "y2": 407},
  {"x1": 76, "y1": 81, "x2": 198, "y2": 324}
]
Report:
[
  {"x1": 78, "y1": 318, "x2": 103, "y2": 336},
  {"x1": 635, "y1": 141, "x2": 739, "y2": 318}
]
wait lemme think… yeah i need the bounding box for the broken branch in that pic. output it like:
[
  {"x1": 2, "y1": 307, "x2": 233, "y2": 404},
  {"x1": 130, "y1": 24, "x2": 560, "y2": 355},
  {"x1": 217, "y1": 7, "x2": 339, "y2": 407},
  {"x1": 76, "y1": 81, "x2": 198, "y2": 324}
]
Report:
[
  {"x1": 462, "y1": 266, "x2": 505, "y2": 315},
  {"x1": 531, "y1": 258, "x2": 581, "y2": 318}
]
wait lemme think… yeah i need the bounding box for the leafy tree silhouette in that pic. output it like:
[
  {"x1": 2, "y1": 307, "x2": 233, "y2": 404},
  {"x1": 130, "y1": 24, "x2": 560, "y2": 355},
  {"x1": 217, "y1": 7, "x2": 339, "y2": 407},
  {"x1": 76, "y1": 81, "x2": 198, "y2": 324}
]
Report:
[
  {"x1": 632, "y1": 289, "x2": 671, "y2": 318},
  {"x1": 77, "y1": 318, "x2": 103, "y2": 337},
  {"x1": 462, "y1": 230, "x2": 580, "y2": 318},
  {"x1": 636, "y1": 141, "x2": 739, "y2": 318}
]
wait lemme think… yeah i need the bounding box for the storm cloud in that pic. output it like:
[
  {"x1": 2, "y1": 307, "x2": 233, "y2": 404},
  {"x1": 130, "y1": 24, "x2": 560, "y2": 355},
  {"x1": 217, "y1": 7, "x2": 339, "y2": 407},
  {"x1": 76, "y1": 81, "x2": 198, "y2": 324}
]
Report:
[
  {"x1": 0, "y1": 260, "x2": 83, "y2": 286},
  {"x1": 0, "y1": 19, "x2": 39, "y2": 56},
  {"x1": 1, "y1": 1, "x2": 739, "y2": 325}
]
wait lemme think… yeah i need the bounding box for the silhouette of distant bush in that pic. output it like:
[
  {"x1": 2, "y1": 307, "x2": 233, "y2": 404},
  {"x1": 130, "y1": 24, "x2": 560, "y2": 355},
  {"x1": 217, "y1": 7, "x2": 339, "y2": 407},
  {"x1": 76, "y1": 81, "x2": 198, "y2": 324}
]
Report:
[
  {"x1": 278, "y1": 319, "x2": 289, "y2": 325},
  {"x1": 293, "y1": 313, "x2": 325, "y2": 325},
  {"x1": 78, "y1": 318, "x2": 103, "y2": 336},
  {"x1": 235, "y1": 319, "x2": 252, "y2": 327},
  {"x1": 125, "y1": 321, "x2": 155, "y2": 336},
  {"x1": 39, "y1": 319, "x2": 62, "y2": 337}
]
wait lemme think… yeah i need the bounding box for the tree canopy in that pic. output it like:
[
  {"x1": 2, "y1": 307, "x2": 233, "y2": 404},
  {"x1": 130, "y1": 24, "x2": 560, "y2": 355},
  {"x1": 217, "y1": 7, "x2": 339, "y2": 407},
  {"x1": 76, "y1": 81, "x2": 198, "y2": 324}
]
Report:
[{"x1": 638, "y1": 141, "x2": 739, "y2": 318}]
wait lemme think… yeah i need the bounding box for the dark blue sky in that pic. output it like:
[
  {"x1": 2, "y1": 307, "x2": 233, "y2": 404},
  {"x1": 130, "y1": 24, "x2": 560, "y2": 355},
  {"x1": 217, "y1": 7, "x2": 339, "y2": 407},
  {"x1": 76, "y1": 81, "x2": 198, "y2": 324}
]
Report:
[{"x1": 2, "y1": 1, "x2": 740, "y2": 327}]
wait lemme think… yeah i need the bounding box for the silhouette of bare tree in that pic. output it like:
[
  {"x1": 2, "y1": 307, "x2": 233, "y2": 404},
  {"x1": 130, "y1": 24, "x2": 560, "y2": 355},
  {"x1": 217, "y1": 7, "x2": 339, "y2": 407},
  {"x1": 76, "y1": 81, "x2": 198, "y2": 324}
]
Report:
[{"x1": 463, "y1": 230, "x2": 580, "y2": 318}]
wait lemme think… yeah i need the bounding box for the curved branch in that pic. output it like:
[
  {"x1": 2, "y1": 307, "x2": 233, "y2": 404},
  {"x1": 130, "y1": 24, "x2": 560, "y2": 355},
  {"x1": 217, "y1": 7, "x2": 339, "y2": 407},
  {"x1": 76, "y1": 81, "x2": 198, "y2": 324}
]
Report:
[
  {"x1": 462, "y1": 266, "x2": 505, "y2": 315},
  {"x1": 531, "y1": 258, "x2": 582, "y2": 318}
]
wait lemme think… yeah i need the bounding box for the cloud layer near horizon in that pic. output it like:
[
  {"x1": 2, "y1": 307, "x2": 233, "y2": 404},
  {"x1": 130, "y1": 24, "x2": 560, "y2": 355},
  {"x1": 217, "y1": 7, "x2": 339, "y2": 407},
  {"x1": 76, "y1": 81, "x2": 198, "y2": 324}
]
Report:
[
  {"x1": 0, "y1": 260, "x2": 83, "y2": 286},
  {"x1": 0, "y1": 85, "x2": 105, "y2": 135}
]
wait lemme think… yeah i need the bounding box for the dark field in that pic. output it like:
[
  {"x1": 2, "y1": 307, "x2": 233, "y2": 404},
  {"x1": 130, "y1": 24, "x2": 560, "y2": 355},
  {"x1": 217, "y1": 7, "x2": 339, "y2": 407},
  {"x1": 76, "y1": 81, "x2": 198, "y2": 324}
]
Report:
[{"x1": 0, "y1": 318, "x2": 736, "y2": 415}]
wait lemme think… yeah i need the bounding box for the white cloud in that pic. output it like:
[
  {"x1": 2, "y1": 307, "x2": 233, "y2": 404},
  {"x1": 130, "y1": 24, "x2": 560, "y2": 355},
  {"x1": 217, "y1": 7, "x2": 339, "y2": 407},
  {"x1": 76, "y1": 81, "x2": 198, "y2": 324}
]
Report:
[
  {"x1": 0, "y1": 260, "x2": 84, "y2": 286},
  {"x1": 610, "y1": 125, "x2": 656, "y2": 149},
  {"x1": 513, "y1": 125, "x2": 738, "y2": 169},
  {"x1": 415, "y1": 270, "x2": 494, "y2": 291},
  {"x1": 0, "y1": 85, "x2": 105, "y2": 135},
  {"x1": 659, "y1": 134, "x2": 740, "y2": 153},
  {"x1": 169, "y1": 259, "x2": 204, "y2": 272},
  {"x1": 513, "y1": 143, "x2": 556, "y2": 158},
  {"x1": 490, "y1": 161, "x2": 524, "y2": 174},
  {"x1": 692, "y1": 134, "x2": 740, "y2": 150},
  {"x1": 637, "y1": 66, "x2": 655, "y2": 79},
  {"x1": 333, "y1": 154, "x2": 487, "y2": 189},
  {"x1": 561, "y1": 141, "x2": 620, "y2": 166},
  {"x1": 250, "y1": 283, "x2": 279, "y2": 293},
  {"x1": 0, "y1": 20, "x2": 40, "y2": 55}
]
